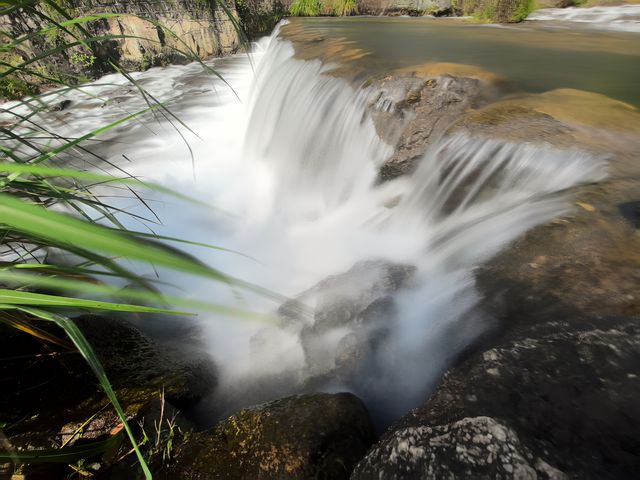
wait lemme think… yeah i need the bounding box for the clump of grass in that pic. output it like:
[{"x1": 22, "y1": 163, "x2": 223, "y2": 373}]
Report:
[
  {"x1": 471, "y1": 2, "x2": 497, "y2": 21},
  {"x1": 331, "y1": 0, "x2": 357, "y2": 16},
  {"x1": 289, "y1": 0, "x2": 324, "y2": 16},
  {"x1": 511, "y1": 0, "x2": 534, "y2": 22},
  {"x1": 289, "y1": 0, "x2": 357, "y2": 16}
]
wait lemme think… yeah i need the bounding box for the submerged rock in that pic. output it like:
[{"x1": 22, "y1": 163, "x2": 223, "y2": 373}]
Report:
[
  {"x1": 166, "y1": 393, "x2": 376, "y2": 480},
  {"x1": 270, "y1": 260, "x2": 416, "y2": 383}
]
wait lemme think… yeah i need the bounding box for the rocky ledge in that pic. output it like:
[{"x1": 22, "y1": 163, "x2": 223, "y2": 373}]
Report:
[{"x1": 350, "y1": 61, "x2": 640, "y2": 479}]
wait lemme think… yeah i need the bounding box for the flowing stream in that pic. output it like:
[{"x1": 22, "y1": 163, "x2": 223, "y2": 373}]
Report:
[{"x1": 3, "y1": 11, "x2": 636, "y2": 424}]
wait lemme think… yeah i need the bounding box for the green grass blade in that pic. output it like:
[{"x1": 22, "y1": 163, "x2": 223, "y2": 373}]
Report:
[
  {"x1": 0, "y1": 193, "x2": 231, "y2": 282},
  {"x1": 0, "y1": 270, "x2": 272, "y2": 321},
  {"x1": 0, "y1": 162, "x2": 214, "y2": 209},
  {"x1": 0, "y1": 289, "x2": 192, "y2": 314}
]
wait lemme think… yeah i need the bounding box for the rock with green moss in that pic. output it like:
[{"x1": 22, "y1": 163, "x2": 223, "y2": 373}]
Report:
[{"x1": 165, "y1": 393, "x2": 376, "y2": 479}]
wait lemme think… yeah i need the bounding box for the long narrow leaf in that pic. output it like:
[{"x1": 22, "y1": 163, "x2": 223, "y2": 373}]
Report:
[
  {"x1": 0, "y1": 289, "x2": 191, "y2": 315},
  {"x1": 0, "y1": 193, "x2": 231, "y2": 282}
]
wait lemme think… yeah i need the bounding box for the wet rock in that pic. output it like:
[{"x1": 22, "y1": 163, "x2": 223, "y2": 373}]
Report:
[
  {"x1": 367, "y1": 68, "x2": 495, "y2": 181},
  {"x1": 74, "y1": 315, "x2": 217, "y2": 408},
  {"x1": 353, "y1": 416, "x2": 566, "y2": 479},
  {"x1": 358, "y1": 88, "x2": 640, "y2": 480},
  {"x1": 165, "y1": 392, "x2": 376, "y2": 480},
  {"x1": 49, "y1": 99, "x2": 72, "y2": 111},
  {"x1": 358, "y1": 315, "x2": 640, "y2": 479},
  {"x1": 271, "y1": 260, "x2": 415, "y2": 381}
]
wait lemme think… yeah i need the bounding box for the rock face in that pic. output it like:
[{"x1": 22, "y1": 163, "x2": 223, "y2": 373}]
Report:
[
  {"x1": 353, "y1": 90, "x2": 640, "y2": 480},
  {"x1": 0, "y1": 0, "x2": 240, "y2": 98},
  {"x1": 353, "y1": 416, "x2": 566, "y2": 479},
  {"x1": 166, "y1": 393, "x2": 376, "y2": 479},
  {"x1": 74, "y1": 315, "x2": 218, "y2": 408},
  {"x1": 367, "y1": 65, "x2": 498, "y2": 181},
  {"x1": 354, "y1": 316, "x2": 640, "y2": 479}
]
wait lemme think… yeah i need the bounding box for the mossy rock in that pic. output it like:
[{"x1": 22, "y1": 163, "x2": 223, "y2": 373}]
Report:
[{"x1": 164, "y1": 393, "x2": 376, "y2": 479}]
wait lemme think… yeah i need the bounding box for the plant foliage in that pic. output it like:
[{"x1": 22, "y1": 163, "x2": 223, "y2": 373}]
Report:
[{"x1": 0, "y1": 0, "x2": 256, "y2": 478}]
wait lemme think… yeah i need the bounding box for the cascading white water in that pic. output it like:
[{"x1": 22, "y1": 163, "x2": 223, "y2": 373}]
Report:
[
  {"x1": 527, "y1": 4, "x2": 640, "y2": 32},
  {"x1": 0, "y1": 23, "x2": 608, "y2": 423}
]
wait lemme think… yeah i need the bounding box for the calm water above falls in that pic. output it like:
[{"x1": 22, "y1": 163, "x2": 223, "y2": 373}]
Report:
[
  {"x1": 3, "y1": 12, "x2": 636, "y2": 423},
  {"x1": 297, "y1": 15, "x2": 640, "y2": 107}
]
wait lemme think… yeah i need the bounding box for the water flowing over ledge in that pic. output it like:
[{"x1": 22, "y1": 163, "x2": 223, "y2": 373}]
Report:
[
  {"x1": 0, "y1": 21, "x2": 611, "y2": 425},
  {"x1": 527, "y1": 4, "x2": 640, "y2": 32},
  {"x1": 199, "y1": 26, "x2": 608, "y2": 421}
]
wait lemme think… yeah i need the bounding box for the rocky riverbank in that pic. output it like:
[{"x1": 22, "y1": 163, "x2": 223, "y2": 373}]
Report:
[{"x1": 0, "y1": 0, "x2": 240, "y2": 99}]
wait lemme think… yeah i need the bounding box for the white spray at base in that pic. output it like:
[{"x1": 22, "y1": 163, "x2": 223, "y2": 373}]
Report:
[
  {"x1": 194, "y1": 30, "x2": 606, "y2": 421},
  {"x1": 0, "y1": 23, "x2": 607, "y2": 423}
]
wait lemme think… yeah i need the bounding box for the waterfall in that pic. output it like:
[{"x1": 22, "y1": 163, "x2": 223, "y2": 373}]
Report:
[
  {"x1": 200, "y1": 27, "x2": 606, "y2": 420},
  {"x1": 527, "y1": 4, "x2": 640, "y2": 32},
  {"x1": 1, "y1": 22, "x2": 608, "y2": 423}
]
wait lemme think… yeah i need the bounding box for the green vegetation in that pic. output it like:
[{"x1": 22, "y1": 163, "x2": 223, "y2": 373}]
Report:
[
  {"x1": 511, "y1": 0, "x2": 534, "y2": 22},
  {"x1": 467, "y1": 0, "x2": 533, "y2": 22},
  {"x1": 471, "y1": 3, "x2": 497, "y2": 21},
  {"x1": 331, "y1": 0, "x2": 358, "y2": 16},
  {"x1": 288, "y1": 0, "x2": 357, "y2": 16},
  {"x1": 0, "y1": 0, "x2": 253, "y2": 478},
  {"x1": 0, "y1": 75, "x2": 36, "y2": 98},
  {"x1": 236, "y1": 0, "x2": 287, "y2": 38},
  {"x1": 289, "y1": 0, "x2": 325, "y2": 16}
]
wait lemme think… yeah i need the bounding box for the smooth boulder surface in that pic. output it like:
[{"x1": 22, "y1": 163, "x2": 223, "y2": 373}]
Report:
[{"x1": 165, "y1": 393, "x2": 376, "y2": 480}]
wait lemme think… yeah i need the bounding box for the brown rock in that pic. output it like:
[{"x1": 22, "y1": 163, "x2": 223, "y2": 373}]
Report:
[{"x1": 165, "y1": 393, "x2": 376, "y2": 479}]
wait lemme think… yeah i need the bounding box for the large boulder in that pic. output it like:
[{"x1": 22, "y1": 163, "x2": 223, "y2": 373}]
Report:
[
  {"x1": 353, "y1": 316, "x2": 640, "y2": 479},
  {"x1": 367, "y1": 64, "x2": 501, "y2": 181},
  {"x1": 353, "y1": 416, "x2": 565, "y2": 479},
  {"x1": 265, "y1": 260, "x2": 416, "y2": 383},
  {"x1": 165, "y1": 393, "x2": 376, "y2": 479}
]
